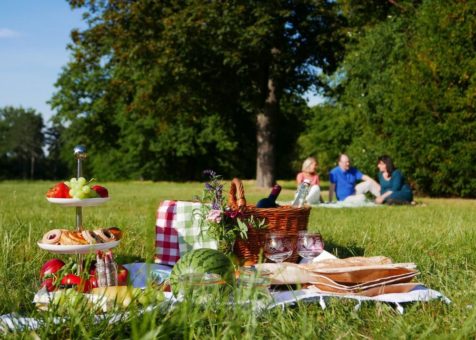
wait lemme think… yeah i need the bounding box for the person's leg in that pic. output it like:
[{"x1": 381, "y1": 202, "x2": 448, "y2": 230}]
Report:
[
  {"x1": 306, "y1": 185, "x2": 321, "y2": 204},
  {"x1": 343, "y1": 194, "x2": 366, "y2": 203},
  {"x1": 355, "y1": 179, "x2": 380, "y2": 197},
  {"x1": 385, "y1": 190, "x2": 413, "y2": 204}
]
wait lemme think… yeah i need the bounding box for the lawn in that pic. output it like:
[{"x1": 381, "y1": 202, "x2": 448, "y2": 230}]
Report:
[{"x1": 1, "y1": 180, "x2": 475, "y2": 338}]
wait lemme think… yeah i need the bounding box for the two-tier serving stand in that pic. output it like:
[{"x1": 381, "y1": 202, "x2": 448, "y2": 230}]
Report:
[{"x1": 39, "y1": 145, "x2": 120, "y2": 275}]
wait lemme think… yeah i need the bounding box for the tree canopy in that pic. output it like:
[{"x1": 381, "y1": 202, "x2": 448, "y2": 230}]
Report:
[{"x1": 51, "y1": 0, "x2": 345, "y2": 185}]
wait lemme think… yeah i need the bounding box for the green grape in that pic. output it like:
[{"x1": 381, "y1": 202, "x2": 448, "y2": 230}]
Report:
[
  {"x1": 69, "y1": 189, "x2": 75, "y2": 197},
  {"x1": 82, "y1": 186, "x2": 91, "y2": 194},
  {"x1": 78, "y1": 177, "x2": 87, "y2": 186},
  {"x1": 76, "y1": 192, "x2": 86, "y2": 199},
  {"x1": 70, "y1": 178, "x2": 77, "y2": 184}
]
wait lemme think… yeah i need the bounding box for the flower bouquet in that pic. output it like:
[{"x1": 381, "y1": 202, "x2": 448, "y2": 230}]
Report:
[{"x1": 195, "y1": 170, "x2": 266, "y2": 254}]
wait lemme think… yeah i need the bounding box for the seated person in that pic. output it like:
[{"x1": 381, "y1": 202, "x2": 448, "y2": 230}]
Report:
[
  {"x1": 328, "y1": 154, "x2": 380, "y2": 203},
  {"x1": 296, "y1": 157, "x2": 322, "y2": 204},
  {"x1": 375, "y1": 155, "x2": 413, "y2": 204}
]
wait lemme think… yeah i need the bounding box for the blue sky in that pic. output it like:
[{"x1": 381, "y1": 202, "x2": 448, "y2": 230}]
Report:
[
  {"x1": 0, "y1": 1, "x2": 322, "y2": 124},
  {"x1": 0, "y1": 0, "x2": 85, "y2": 122}
]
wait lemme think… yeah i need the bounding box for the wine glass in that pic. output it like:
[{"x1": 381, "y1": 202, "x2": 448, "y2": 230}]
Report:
[
  {"x1": 297, "y1": 231, "x2": 324, "y2": 261},
  {"x1": 264, "y1": 233, "x2": 296, "y2": 263}
]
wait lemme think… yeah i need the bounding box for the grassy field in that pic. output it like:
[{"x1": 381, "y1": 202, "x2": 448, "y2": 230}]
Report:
[{"x1": 1, "y1": 180, "x2": 476, "y2": 338}]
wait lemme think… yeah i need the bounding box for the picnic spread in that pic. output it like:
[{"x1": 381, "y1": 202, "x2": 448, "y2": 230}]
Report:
[
  {"x1": 0, "y1": 154, "x2": 450, "y2": 333},
  {"x1": 150, "y1": 174, "x2": 448, "y2": 313}
]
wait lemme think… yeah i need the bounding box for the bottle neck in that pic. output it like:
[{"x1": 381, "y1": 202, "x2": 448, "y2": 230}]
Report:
[{"x1": 269, "y1": 185, "x2": 281, "y2": 198}]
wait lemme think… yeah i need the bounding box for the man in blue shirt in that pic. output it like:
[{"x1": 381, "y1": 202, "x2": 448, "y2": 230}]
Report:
[{"x1": 328, "y1": 154, "x2": 380, "y2": 203}]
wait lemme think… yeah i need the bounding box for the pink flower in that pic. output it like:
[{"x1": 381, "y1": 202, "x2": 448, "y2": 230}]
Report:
[{"x1": 207, "y1": 209, "x2": 222, "y2": 223}]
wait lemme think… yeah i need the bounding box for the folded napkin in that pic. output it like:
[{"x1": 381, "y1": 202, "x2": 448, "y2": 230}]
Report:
[{"x1": 254, "y1": 263, "x2": 319, "y2": 285}]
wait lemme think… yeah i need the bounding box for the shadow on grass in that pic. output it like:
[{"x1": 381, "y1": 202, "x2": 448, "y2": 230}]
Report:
[
  {"x1": 324, "y1": 240, "x2": 365, "y2": 258},
  {"x1": 116, "y1": 254, "x2": 146, "y2": 264}
]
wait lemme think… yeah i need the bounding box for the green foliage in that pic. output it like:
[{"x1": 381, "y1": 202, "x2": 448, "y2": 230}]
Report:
[
  {"x1": 0, "y1": 106, "x2": 45, "y2": 179},
  {"x1": 51, "y1": 0, "x2": 345, "y2": 181},
  {"x1": 301, "y1": 0, "x2": 476, "y2": 196}
]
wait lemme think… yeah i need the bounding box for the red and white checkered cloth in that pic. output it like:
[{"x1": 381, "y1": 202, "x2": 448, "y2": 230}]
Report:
[{"x1": 154, "y1": 200, "x2": 217, "y2": 265}]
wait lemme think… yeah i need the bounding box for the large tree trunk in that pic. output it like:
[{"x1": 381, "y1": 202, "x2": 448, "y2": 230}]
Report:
[
  {"x1": 256, "y1": 77, "x2": 278, "y2": 188},
  {"x1": 30, "y1": 155, "x2": 35, "y2": 179}
]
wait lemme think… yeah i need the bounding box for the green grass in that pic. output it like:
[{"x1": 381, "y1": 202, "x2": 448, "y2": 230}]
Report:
[{"x1": 1, "y1": 180, "x2": 476, "y2": 338}]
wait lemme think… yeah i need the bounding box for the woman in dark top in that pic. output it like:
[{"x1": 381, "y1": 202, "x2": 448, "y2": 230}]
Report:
[{"x1": 375, "y1": 155, "x2": 413, "y2": 204}]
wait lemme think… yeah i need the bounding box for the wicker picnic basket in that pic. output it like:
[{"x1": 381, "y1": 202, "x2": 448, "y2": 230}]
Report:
[{"x1": 228, "y1": 178, "x2": 311, "y2": 265}]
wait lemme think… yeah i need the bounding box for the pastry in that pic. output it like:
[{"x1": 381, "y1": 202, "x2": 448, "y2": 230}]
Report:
[
  {"x1": 60, "y1": 230, "x2": 88, "y2": 245},
  {"x1": 41, "y1": 229, "x2": 64, "y2": 244},
  {"x1": 81, "y1": 230, "x2": 103, "y2": 244},
  {"x1": 94, "y1": 228, "x2": 116, "y2": 243},
  {"x1": 108, "y1": 227, "x2": 122, "y2": 240}
]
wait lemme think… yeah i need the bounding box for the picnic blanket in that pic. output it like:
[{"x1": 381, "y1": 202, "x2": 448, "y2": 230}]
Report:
[
  {"x1": 2, "y1": 251, "x2": 451, "y2": 333},
  {"x1": 277, "y1": 200, "x2": 380, "y2": 208},
  {"x1": 155, "y1": 200, "x2": 217, "y2": 265},
  {"x1": 1, "y1": 273, "x2": 449, "y2": 333}
]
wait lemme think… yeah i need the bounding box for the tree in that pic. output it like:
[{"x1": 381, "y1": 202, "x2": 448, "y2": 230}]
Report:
[
  {"x1": 43, "y1": 122, "x2": 70, "y2": 179},
  {"x1": 0, "y1": 107, "x2": 45, "y2": 179},
  {"x1": 52, "y1": 0, "x2": 345, "y2": 186},
  {"x1": 301, "y1": 0, "x2": 476, "y2": 197}
]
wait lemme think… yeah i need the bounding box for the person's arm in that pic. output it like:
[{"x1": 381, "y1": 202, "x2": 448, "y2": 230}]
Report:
[
  {"x1": 296, "y1": 172, "x2": 303, "y2": 185},
  {"x1": 374, "y1": 171, "x2": 395, "y2": 204},
  {"x1": 375, "y1": 191, "x2": 392, "y2": 204}
]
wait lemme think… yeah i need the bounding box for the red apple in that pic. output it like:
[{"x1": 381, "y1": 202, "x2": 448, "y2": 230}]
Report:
[
  {"x1": 88, "y1": 275, "x2": 98, "y2": 289},
  {"x1": 46, "y1": 182, "x2": 71, "y2": 198},
  {"x1": 88, "y1": 265, "x2": 99, "y2": 289},
  {"x1": 80, "y1": 279, "x2": 92, "y2": 293},
  {"x1": 60, "y1": 273, "x2": 91, "y2": 293},
  {"x1": 41, "y1": 278, "x2": 57, "y2": 292},
  {"x1": 91, "y1": 185, "x2": 108, "y2": 198},
  {"x1": 117, "y1": 265, "x2": 129, "y2": 286},
  {"x1": 40, "y1": 258, "x2": 65, "y2": 279},
  {"x1": 60, "y1": 273, "x2": 82, "y2": 287}
]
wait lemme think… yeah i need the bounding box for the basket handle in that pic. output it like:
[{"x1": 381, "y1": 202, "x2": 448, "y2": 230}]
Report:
[{"x1": 228, "y1": 177, "x2": 247, "y2": 211}]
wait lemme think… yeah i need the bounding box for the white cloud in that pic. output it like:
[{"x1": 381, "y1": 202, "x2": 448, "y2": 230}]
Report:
[{"x1": 0, "y1": 28, "x2": 21, "y2": 38}]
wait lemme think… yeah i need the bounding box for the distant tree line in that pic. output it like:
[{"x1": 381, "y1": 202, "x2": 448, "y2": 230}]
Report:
[
  {"x1": 2, "y1": 0, "x2": 475, "y2": 197},
  {"x1": 0, "y1": 107, "x2": 69, "y2": 180}
]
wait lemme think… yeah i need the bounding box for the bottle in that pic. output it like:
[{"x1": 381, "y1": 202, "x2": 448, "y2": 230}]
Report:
[
  {"x1": 256, "y1": 185, "x2": 282, "y2": 208},
  {"x1": 292, "y1": 179, "x2": 311, "y2": 208},
  {"x1": 96, "y1": 251, "x2": 108, "y2": 287},
  {"x1": 104, "y1": 251, "x2": 118, "y2": 286}
]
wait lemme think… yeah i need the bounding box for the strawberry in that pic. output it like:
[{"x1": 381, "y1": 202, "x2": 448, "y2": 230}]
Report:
[
  {"x1": 91, "y1": 185, "x2": 108, "y2": 198},
  {"x1": 46, "y1": 182, "x2": 71, "y2": 198}
]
